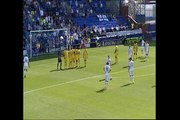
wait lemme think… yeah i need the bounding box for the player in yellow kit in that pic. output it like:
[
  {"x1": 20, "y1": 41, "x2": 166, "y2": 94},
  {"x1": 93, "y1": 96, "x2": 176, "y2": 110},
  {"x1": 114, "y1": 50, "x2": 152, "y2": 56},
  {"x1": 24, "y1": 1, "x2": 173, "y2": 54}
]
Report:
[
  {"x1": 83, "y1": 48, "x2": 88, "y2": 67},
  {"x1": 114, "y1": 45, "x2": 119, "y2": 64},
  {"x1": 75, "y1": 48, "x2": 80, "y2": 67},
  {"x1": 68, "y1": 48, "x2": 72, "y2": 68},
  {"x1": 71, "y1": 48, "x2": 76, "y2": 68},
  {"x1": 133, "y1": 42, "x2": 138, "y2": 60},
  {"x1": 77, "y1": 49, "x2": 81, "y2": 67},
  {"x1": 63, "y1": 49, "x2": 69, "y2": 69},
  {"x1": 74, "y1": 48, "x2": 78, "y2": 67}
]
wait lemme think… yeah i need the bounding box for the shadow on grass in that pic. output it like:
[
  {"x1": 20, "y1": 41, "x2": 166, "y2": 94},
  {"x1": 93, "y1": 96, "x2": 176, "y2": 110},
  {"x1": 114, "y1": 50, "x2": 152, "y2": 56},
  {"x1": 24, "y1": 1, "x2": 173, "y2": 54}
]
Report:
[
  {"x1": 99, "y1": 79, "x2": 105, "y2": 82},
  {"x1": 50, "y1": 69, "x2": 61, "y2": 72},
  {"x1": 140, "y1": 60, "x2": 147, "y2": 62},
  {"x1": 76, "y1": 66, "x2": 86, "y2": 69},
  {"x1": 50, "y1": 66, "x2": 86, "y2": 72},
  {"x1": 96, "y1": 88, "x2": 106, "y2": 93},
  {"x1": 112, "y1": 63, "x2": 117, "y2": 66},
  {"x1": 137, "y1": 56, "x2": 146, "y2": 60},
  {"x1": 122, "y1": 66, "x2": 129, "y2": 69},
  {"x1": 121, "y1": 83, "x2": 131, "y2": 87}
]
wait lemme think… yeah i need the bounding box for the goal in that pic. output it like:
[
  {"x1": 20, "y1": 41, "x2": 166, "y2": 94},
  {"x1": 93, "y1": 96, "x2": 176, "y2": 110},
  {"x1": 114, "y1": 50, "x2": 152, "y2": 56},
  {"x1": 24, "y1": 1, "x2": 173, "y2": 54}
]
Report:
[{"x1": 29, "y1": 28, "x2": 69, "y2": 58}]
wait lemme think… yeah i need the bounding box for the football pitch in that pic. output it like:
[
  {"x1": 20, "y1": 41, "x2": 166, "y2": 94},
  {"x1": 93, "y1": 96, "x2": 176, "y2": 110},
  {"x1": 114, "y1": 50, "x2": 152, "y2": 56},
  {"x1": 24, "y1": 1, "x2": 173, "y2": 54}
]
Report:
[{"x1": 24, "y1": 44, "x2": 156, "y2": 119}]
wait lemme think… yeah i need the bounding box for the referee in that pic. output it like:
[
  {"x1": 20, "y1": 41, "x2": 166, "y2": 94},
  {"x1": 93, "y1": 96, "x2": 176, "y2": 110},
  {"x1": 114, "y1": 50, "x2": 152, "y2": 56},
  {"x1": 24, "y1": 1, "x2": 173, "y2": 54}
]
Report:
[{"x1": 57, "y1": 49, "x2": 63, "y2": 70}]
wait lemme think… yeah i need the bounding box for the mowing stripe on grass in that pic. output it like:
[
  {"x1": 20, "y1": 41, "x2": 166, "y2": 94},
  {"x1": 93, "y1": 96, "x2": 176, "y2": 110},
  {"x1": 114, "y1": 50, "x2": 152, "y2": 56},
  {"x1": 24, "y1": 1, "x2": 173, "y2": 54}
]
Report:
[
  {"x1": 24, "y1": 64, "x2": 155, "y2": 94},
  {"x1": 113, "y1": 73, "x2": 155, "y2": 78}
]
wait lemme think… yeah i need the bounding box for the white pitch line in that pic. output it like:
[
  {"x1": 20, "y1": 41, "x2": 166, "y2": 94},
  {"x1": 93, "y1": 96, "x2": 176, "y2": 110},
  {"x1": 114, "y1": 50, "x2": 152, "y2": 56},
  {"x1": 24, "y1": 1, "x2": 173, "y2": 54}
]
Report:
[{"x1": 24, "y1": 64, "x2": 155, "y2": 95}]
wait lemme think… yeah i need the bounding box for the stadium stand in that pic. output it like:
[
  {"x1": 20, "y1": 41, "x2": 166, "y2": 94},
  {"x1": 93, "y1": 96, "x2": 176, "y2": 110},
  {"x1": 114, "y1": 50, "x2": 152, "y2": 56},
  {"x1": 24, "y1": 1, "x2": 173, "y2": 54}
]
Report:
[
  {"x1": 24, "y1": 0, "x2": 150, "y2": 57},
  {"x1": 144, "y1": 21, "x2": 156, "y2": 40}
]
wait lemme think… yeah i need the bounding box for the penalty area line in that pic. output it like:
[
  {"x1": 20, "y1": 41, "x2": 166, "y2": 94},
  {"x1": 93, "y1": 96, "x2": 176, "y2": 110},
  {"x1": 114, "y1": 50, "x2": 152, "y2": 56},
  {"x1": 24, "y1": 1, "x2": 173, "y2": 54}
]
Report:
[{"x1": 24, "y1": 64, "x2": 155, "y2": 95}]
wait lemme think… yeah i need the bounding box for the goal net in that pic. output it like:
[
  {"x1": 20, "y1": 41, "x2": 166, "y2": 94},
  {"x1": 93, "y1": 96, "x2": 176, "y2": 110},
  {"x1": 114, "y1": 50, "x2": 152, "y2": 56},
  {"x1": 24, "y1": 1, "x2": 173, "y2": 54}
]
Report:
[{"x1": 29, "y1": 28, "x2": 69, "y2": 58}]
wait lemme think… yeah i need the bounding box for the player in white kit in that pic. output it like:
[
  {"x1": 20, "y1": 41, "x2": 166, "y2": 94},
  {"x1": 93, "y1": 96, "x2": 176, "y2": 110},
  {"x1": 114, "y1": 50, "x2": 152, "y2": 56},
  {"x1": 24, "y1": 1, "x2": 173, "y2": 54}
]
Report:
[
  {"x1": 23, "y1": 55, "x2": 30, "y2": 78},
  {"x1": 141, "y1": 39, "x2": 145, "y2": 55},
  {"x1": 106, "y1": 55, "x2": 111, "y2": 66},
  {"x1": 128, "y1": 45, "x2": 133, "y2": 59},
  {"x1": 106, "y1": 55, "x2": 112, "y2": 80},
  {"x1": 104, "y1": 62, "x2": 111, "y2": 89},
  {"x1": 128, "y1": 57, "x2": 134, "y2": 84},
  {"x1": 145, "y1": 41, "x2": 149, "y2": 60}
]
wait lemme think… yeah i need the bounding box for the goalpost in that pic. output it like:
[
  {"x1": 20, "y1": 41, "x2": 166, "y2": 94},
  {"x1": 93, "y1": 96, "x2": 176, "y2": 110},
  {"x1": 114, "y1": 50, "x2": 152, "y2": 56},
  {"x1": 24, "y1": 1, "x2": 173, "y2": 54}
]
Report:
[{"x1": 29, "y1": 28, "x2": 69, "y2": 58}]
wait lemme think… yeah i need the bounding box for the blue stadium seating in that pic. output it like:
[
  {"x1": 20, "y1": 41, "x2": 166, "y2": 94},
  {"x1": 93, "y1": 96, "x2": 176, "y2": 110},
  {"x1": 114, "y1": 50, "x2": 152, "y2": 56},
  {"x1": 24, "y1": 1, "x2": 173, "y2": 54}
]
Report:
[
  {"x1": 73, "y1": 15, "x2": 130, "y2": 30},
  {"x1": 117, "y1": 16, "x2": 131, "y2": 29},
  {"x1": 148, "y1": 23, "x2": 156, "y2": 31}
]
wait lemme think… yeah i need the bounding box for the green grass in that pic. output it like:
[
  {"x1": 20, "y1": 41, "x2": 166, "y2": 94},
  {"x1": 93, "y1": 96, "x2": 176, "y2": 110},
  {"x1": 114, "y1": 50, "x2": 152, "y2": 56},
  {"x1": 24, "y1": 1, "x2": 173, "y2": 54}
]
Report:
[
  {"x1": 24, "y1": 44, "x2": 156, "y2": 119},
  {"x1": 29, "y1": 53, "x2": 57, "y2": 62}
]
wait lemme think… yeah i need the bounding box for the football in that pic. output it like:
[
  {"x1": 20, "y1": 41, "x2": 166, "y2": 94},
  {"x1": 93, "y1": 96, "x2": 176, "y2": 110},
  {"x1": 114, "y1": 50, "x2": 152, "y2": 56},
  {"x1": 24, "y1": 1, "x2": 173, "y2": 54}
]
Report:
[{"x1": 110, "y1": 76, "x2": 112, "y2": 80}]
